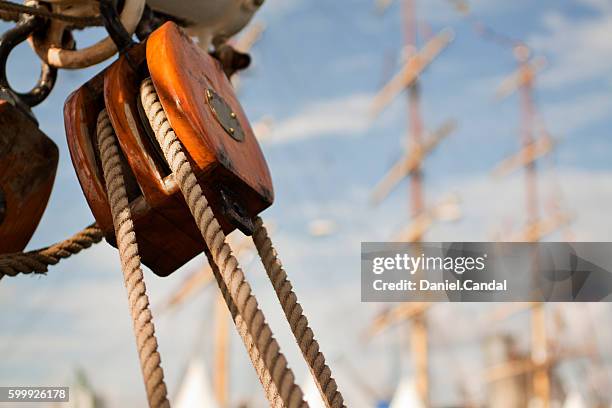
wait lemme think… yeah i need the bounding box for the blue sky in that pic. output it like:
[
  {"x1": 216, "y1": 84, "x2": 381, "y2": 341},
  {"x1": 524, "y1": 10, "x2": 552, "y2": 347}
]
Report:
[{"x1": 1, "y1": 0, "x2": 612, "y2": 407}]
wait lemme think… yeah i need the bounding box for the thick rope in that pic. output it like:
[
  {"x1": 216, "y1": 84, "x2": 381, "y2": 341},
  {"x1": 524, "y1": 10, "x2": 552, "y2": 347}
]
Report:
[
  {"x1": 0, "y1": 224, "x2": 103, "y2": 279},
  {"x1": 0, "y1": 0, "x2": 102, "y2": 27},
  {"x1": 29, "y1": 0, "x2": 145, "y2": 69},
  {"x1": 96, "y1": 109, "x2": 170, "y2": 408},
  {"x1": 140, "y1": 77, "x2": 307, "y2": 408},
  {"x1": 253, "y1": 217, "x2": 346, "y2": 408}
]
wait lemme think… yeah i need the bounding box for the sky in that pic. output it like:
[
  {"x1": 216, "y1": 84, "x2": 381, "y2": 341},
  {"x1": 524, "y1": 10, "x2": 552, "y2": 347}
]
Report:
[{"x1": 1, "y1": 0, "x2": 612, "y2": 407}]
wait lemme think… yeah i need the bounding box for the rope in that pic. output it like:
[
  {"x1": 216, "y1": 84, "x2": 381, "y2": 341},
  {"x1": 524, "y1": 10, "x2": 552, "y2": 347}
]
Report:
[
  {"x1": 0, "y1": 0, "x2": 102, "y2": 28},
  {"x1": 29, "y1": 0, "x2": 145, "y2": 69},
  {"x1": 96, "y1": 109, "x2": 170, "y2": 408},
  {"x1": 252, "y1": 217, "x2": 346, "y2": 408},
  {"x1": 140, "y1": 77, "x2": 307, "y2": 408},
  {"x1": 0, "y1": 224, "x2": 103, "y2": 279}
]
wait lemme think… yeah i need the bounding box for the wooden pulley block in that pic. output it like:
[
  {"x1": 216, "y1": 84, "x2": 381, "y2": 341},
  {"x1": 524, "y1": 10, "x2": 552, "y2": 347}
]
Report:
[
  {"x1": 0, "y1": 97, "x2": 58, "y2": 254},
  {"x1": 65, "y1": 22, "x2": 273, "y2": 276},
  {"x1": 0, "y1": 15, "x2": 59, "y2": 254}
]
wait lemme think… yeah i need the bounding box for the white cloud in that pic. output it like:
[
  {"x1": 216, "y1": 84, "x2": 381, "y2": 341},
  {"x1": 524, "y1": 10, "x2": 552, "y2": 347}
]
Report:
[
  {"x1": 529, "y1": 7, "x2": 612, "y2": 89},
  {"x1": 542, "y1": 91, "x2": 612, "y2": 135},
  {"x1": 266, "y1": 93, "x2": 373, "y2": 143}
]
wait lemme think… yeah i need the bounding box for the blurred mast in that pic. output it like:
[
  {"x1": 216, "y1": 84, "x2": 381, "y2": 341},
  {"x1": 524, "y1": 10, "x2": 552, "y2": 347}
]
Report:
[
  {"x1": 370, "y1": 3, "x2": 458, "y2": 236},
  {"x1": 402, "y1": 0, "x2": 424, "y2": 224},
  {"x1": 402, "y1": 1, "x2": 428, "y2": 404},
  {"x1": 504, "y1": 44, "x2": 551, "y2": 408},
  {"x1": 450, "y1": 1, "x2": 567, "y2": 403},
  {"x1": 494, "y1": 45, "x2": 568, "y2": 240},
  {"x1": 449, "y1": 3, "x2": 577, "y2": 407},
  {"x1": 496, "y1": 44, "x2": 552, "y2": 408},
  {"x1": 488, "y1": 29, "x2": 570, "y2": 408},
  {"x1": 370, "y1": 0, "x2": 458, "y2": 405}
]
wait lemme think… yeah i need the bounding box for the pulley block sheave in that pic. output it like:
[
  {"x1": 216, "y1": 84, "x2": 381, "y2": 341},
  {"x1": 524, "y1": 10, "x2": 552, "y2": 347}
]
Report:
[{"x1": 65, "y1": 22, "x2": 274, "y2": 276}]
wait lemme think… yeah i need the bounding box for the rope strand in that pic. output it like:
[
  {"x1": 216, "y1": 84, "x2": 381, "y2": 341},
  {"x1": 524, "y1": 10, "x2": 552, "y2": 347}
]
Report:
[
  {"x1": 0, "y1": 224, "x2": 103, "y2": 279},
  {"x1": 253, "y1": 217, "x2": 346, "y2": 408},
  {"x1": 96, "y1": 109, "x2": 170, "y2": 408}
]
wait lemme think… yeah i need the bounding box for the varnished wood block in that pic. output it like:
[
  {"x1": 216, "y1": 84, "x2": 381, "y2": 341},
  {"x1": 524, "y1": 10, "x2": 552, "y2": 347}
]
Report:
[
  {"x1": 66, "y1": 24, "x2": 274, "y2": 276},
  {"x1": 0, "y1": 101, "x2": 58, "y2": 253},
  {"x1": 65, "y1": 46, "x2": 205, "y2": 276},
  {"x1": 146, "y1": 22, "x2": 274, "y2": 228}
]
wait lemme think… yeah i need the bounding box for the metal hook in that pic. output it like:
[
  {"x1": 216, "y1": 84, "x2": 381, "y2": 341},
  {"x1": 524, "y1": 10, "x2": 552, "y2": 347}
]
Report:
[{"x1": 0, "y1": 13, "x2": 57, "y2": 108}]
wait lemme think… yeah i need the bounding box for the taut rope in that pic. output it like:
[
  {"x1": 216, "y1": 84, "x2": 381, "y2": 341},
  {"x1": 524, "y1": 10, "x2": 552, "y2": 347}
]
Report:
[
  {"x1": 253, "y1": 217, "x2": 346, "y2": 408},
  {"x1": 0, "y1": 224, "x2": 103, "y2": 279},
  {"x1": 96, "y1": 109, "x2": 170, "y2": 408}
]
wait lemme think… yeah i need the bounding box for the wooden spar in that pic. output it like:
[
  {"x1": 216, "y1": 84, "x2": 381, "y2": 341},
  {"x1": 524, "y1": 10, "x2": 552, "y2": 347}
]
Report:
[
  {"x1": 159, "y1": 238, "x2": 252, "y2": 313},
  {"x1": 159, "y1": 265, "x2": 214, "y2": 311},
  {"x1": 495, "y1": 57, "x2": 546, "y2": 100},
  {"x1": 370, "y1": 120, "x2": 457, "y2": 205},
  {"x1": 492, "y1": 135, "x2": 553, "y2": 178},
  {"x1": 369, "y1": 28, "x2": 454, "y2": 118},
  {"x1": 483, "y1": 345, "x2": 596, "y2": 383},
  {"x1": 367, "y1": 303, "x2": 432, "y2": 337},
  {"x1": 392, "y1": 194, "x2": 460, "y2": 242},
  {"x1": 508, "y1": 212, "x2": 571, "y2": 243}
]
